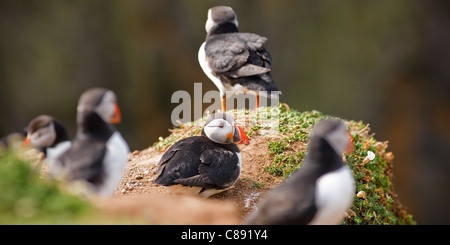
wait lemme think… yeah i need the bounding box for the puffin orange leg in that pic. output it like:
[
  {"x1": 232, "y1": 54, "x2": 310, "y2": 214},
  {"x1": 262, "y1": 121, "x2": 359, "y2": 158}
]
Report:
[
  {"x1": 221, "y1": 96, "x2": 227, "y2": 112},
  {"x1": 256, "y1": 94, "x2": 260, "y2": 109}
]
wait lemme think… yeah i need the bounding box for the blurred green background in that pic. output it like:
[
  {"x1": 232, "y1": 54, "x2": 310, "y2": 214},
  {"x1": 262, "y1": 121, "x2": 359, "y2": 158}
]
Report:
[{"x1": 1, "y1": 0, "x2": 449, "y2": 224}]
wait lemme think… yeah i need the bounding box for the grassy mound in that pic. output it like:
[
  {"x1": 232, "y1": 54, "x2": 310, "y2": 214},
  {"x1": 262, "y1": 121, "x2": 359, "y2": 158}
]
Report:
[{"x1": 153, "y1": 104, "x2": 416, "y2": 225}]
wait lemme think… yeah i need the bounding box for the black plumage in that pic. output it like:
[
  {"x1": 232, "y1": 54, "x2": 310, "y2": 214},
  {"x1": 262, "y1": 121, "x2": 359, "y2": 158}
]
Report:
[
  {"x1": 56, "y1": 111, "x2": 113, "y2": 186},
  {"x1": 154, "y1": 134, "x2": 241, "y2": 191}
]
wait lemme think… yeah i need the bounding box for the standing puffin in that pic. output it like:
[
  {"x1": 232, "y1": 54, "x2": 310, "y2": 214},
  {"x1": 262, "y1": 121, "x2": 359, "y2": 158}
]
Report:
[
  {"x1": 245, "y1": 119, "x2": 355, "y2": 225},
  {"x1": 53, "y1": 88, "x2": 130, "y2": 197},
  {"x1": 24, "y1": 115, "x2": 71, "y2": 162},
  {"x1": 154, "y1": 112, "x2": 249, "y2": 197},
  {"x1": 198, "y1": 6, "x2": 280, "y2": 112}
]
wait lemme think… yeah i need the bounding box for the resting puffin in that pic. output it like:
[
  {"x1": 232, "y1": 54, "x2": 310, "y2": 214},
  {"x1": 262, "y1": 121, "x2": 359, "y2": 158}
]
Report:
[
  {"x1": 154, "y1": 112, "x2": 249, "y2": 197},
  {"x1": 198, "y1": 6, "x2": 280, "y2": 112},
  {"x1": 24, "y1": 115, "x2": 71, "y2": 162},
  {"x1": 245, "y1": 119, "x2": 355, "y2": 225},
  {"x1": 53, "y1": 87, "x2": 130, "y2": 197}
]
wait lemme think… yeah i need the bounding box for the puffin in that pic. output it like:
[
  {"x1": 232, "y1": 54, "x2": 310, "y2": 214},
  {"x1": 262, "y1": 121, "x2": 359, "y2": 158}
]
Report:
[
  {"x1": 24, "y1": 115, "x2": 71, "y2": 162},
  {"x1": 53, "y1": 87, "x2": 130, "y2": 197},
  {"x1": 198, "y1": 6, "x2": 280, "y2": 112},
  {"x1": 153, "y1": 112, "x2": 249, "y2": 197},
  {"x1": 245, "y1": 119, "x2": 355, "y2": 225}
]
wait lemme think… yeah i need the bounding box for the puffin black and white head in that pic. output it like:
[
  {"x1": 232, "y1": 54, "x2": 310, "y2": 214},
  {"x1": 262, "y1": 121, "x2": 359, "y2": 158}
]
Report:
[
  {"x1": 203, "y1": 112, "x2": 249, "y2": 145},
  {"x1": 245, "y1": 119, "x2": 355, "y2": 225},
  {"x1": 53, "y1": 87, "x2": 129, "y2": 197},
  {"x1": 153, "y1": 112, "x2": 248, "y2": 197},
  {"x1": 24, "y1": 115, "x2": 71, "y2": 162},
  {"x1": 76, "y1": 88, "x2": 122, "y2": 126},
  {"x1": 198, "y1": 6, "x2": 280, "y2": 112},
  {"x1": 205, "y1": 6, "x2": 239, "y2": 36}
]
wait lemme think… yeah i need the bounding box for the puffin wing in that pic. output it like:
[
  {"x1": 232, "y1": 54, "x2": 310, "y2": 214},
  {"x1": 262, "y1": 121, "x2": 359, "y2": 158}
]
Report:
[
  {"x1": 197, "y1": 147, "x2": 240, "y2": 188},
  {"x1": 155, "y1": 138, "x2": 190, "y2": 175},
  {"x1": 56, "y1": 140, "x2": 106, "y2": 185},
  {"x1": 205, "y1": 33, "x2": 271, "y2": 78},
  {"x1": 173, "y1": 174, "x2": 205, "y2": 186},
  {"x1": 156, "y1": 147, "x2": 178, "y2": 176},
  {"x1": 170, "y1": 147, "x2": 228, "y2": 187},
  {"x1": 234, "y1": 64, "x2": 271, "y2": 78},
  {"x1": 154, "y1": 137, "x2": 204, "y2": 186}
]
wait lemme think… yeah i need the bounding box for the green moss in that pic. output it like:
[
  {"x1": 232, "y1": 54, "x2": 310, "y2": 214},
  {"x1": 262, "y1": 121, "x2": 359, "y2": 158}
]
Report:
[
  {"x1": 251, "y1": 180, "x2": 266, "y2": 189},
  {"x1": 259, "y1": 105, "x2": 416, "y2": 225},
  {"x1": 340, "y1": 127, "x2": 416, "y2": 225},
  {"x1": 0, "y1": 149, "x2": 94, "y2": 224}
]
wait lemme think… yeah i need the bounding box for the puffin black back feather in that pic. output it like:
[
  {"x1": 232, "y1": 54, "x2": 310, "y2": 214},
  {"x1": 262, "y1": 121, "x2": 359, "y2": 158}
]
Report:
[
  {"x1": 52, "y1": 120, "x2": 70, "y2": 146},
  {"x1": 207, "y1": 22, "x2": 239, "y2": 38},
  {"x1": 205, "y1": 32, "x2": 278, "y2": 93},
  {"x1": 57, "y1": 112, "x2": 113, "y2": 185}
]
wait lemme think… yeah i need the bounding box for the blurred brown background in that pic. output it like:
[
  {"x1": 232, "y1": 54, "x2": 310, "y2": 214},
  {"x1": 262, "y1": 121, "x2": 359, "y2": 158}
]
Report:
[{"x1": 0, "y1": 0, "x2": 449, "y2": 224}]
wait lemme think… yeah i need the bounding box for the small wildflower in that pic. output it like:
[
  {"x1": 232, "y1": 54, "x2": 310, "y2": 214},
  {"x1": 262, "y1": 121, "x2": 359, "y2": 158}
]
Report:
[
  {"x1": 362, "y1": 150, "x2": 375, "y2": 165},
  {"x1": 367, "y1": 151, "x2": 375, "y2": 160}
]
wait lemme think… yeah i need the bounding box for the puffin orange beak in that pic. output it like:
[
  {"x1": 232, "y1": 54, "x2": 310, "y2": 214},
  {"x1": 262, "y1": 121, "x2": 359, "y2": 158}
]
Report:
[
  {"x1": 345, "y1": 132, "x2": 354, "y2": 154},
  {"x1": 110, "y1": 103, "x2": 121, "y2": 124},
  {"x1": 237, "y1": 126, "x2": 249, "y2": 145},
  {"x1": 24, "y1": 136, "x2": 31, "y2": 146}
]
